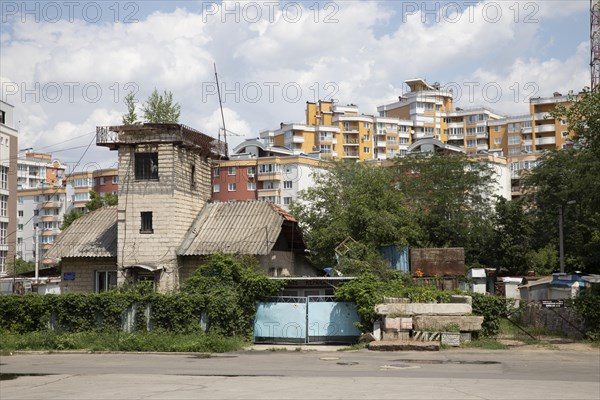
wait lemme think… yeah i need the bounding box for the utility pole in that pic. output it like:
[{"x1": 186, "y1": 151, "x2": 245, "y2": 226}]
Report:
[
  {"x1": 592, "y1": 0, "x2": 600, "y2": 91},
  {"x1": 558, "y1": 205, "x2": 565, "y2": 274},
  {"x1": 35, "y1": 224, "x2": 39, "y2": 282}
]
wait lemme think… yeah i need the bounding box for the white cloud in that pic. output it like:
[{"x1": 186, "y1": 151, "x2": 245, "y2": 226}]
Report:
[{"x1": 0, "y1": 0, "x2": 590, "y2": 164}]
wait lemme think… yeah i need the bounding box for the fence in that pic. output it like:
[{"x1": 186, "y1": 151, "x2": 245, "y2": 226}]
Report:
[{"x1": 517, "y1": 300, "x2": 585, "y2": 339}]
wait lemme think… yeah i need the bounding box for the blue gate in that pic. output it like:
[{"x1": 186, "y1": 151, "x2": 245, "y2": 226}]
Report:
[{"x1": 253, "y1": 296, "x2": 361, "y2": 344}]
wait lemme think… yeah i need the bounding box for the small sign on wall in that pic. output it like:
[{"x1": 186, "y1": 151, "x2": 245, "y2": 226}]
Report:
[{"x1": 63, "y1": 272, "x2": 76, "y2": 281}]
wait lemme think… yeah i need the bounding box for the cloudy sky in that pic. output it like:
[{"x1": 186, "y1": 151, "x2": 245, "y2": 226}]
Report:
[{"x1": 0, "y1": 0, "x2": 591, "y2": 170}]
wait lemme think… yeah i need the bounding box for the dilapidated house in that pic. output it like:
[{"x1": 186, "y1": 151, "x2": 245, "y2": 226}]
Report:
[{"x1": 46, "y1": 124, "x2": 315, "y2": 292}]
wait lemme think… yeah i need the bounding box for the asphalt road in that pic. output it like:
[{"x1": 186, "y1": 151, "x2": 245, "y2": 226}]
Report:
[{"x1": 1, "y1": 348, "x2": 599, "y2": 399}]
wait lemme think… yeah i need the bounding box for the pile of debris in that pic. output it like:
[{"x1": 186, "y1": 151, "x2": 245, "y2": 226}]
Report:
[{"x1": 367, "y1": 295, "x2": 483, "y2": 351}]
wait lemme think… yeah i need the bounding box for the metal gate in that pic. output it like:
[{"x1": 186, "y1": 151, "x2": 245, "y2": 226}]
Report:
[{"x1": 253, "y1": 296, "x2": 361, "y2": 344}]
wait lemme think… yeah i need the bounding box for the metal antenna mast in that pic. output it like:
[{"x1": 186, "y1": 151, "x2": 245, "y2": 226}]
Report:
[
  {"x1": 592, "y1": 0, "x2": 600, "y2": 91},
  {"x1": 214, "y1": 63, "x2": 228, "y2": 151}
]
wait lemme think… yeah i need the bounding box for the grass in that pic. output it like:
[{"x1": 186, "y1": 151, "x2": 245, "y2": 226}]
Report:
[
  {"x1": 0, "y1": 330, "x2": 248, "y2": 353},
  {"x1": 463, "y1": 338, "x2": 509, "y2": 350},
  {"x1": 337, "y1": 342, "x2": 366, "y2": 351}
]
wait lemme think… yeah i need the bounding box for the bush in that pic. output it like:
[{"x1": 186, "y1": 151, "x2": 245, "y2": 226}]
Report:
[
  {"x1": 471, "y1": 293, "x2": 514, "y2": 337},
  {"x1": 571, "y1": 285, "x2": 600, "y2": 341}
]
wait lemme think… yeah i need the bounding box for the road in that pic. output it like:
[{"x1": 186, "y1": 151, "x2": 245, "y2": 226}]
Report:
[{"x1": 1, "y1": 348, "x2": 599, "y2": 399}]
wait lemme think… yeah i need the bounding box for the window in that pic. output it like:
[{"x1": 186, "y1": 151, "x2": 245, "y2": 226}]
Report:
[
  {"x1": 0, "y1": 195, "x2": 6, "y2": 217},
  {"x1": 135, "y1": 153, "x2": 158, "y2": 180},
  {"x1": 494, "y1": 138, "x2": 502, "y2": 145},
  {"x1": 283, "y1": 181, "x2": 293, "y2": 189},
  {"x1": 283, "y1": 197, "x2": 292, "y2": 205},
  {"x1": 140, "y1": 212, "x2": 153, "y2": 234},
  {"x1": 95, "y1": 271, "x2": 117, "y2": 293},
  {"x1": 190, "y1": 164, "x2": 196, "y2": 189},
  {"x1": 363, "y1": 147, "x2": 370, "y2": 153},
  {"x1": 213, "y1": 184, "x2": 220, "y2": 193},
  {"x1": 0, "y1": 166, "x2": 7, "y2": 190},
  {"x1": 466, "y1": 140, "x2": 477, "y2": 148},
  {"x1": 228, "y1": 183, "x2": 236, "y2": 191},
  {"x1": 508, "y1": 135, "x2": 521, "y2": 145},
  {"x1": 561, "y1": 119, "x2": 566, "y2": 125},
  {"x1": 18, "y1": 224, "x2": 23, "y2": 231},
  {"x1": 99, "y1": 177, "x2": 106, "y2": 185},
  {"x1": 247, "y1": 182, "x2": 256, "y2": 191},
  {"x1": 112, "y1": 176, "x2": 119, "y2": 184},
  {"x1": 247, "y1": 167, "x2": 256, "y2": 177},
  {"x1": 213, "y1": 168, "x2": 220, "y2": 177},
  {"x1": 0, "y1": 222, "x2": 6, "y2": 245},
  {"x1": 494, "y1": 126, "x2": 500, "y2": 132},
  {"x1": 18, "y1": 210, "x2": 23, "y2": 217},
  {"x1": 561, "y1": 131, "x2": 568, "y2": 138},
  {"x1": 73, "y1": 178, "x2": 92, "y2": 187},
  {"x1": 228, "y1": 167, "x2": 236, "y2": 176},
  {"x1": 508, "y1": 148, "x2": 520, "y2": 156}
]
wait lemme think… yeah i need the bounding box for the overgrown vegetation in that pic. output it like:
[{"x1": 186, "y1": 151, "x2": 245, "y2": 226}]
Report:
[
  {"x1": 0, "y1": 254, "x2": 281, "y2": 351},
  {"x1": 570, "y1": 284, "x2": 600, "y2": 341},
  {"x1": 0, "y1": 330, "x2": 246, "y2": 353}
]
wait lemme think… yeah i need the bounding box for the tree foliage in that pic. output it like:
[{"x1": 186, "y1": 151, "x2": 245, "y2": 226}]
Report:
[
  {"x1": 525, "y1": 90, "x2": 600, "y2": 273},
  {"x1": 141, "y1": 88, "x2": 181, "y2": 123},
  {"x1": 122, "y1": 91, "x2": 139, "y2": 125},
  {"x1": 290, "y1": 161, "x2": 422, "y2": 268},
  {"x1": 85, "y1": 191, "x2": 118, "y2": 212},
  {"x1": 394, "y1": 153, "x2": 497, "y2": 265},
  {"x1": 60, "y1": 209, "x2": 84, "y2": 230}
]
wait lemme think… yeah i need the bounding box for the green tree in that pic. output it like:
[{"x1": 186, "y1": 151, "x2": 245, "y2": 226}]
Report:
[
  {"x1": 85, "y1": 191, "x2": 118, "y2": 212},
  {"x1": 525, "y1": 90, "x2": 600, "y2": 273},
  {"x1": 60, "y1": 209, "x2": 84, "y2": 230},
  {"x1": 394, "y1": 153, "x2": 496, "y2": 265},
  {"x1": 122, "y1": 91, "x2": 139, "y2": 125},
  {"x1": 290, "y1": 161, "x2": 422, "y2": 268},
  {"x1": 490, "y1": 197, "x2": 535, "y2": 274},
  {"x1": 142, "y1": 89, "x2": 181, "y2": 123}
]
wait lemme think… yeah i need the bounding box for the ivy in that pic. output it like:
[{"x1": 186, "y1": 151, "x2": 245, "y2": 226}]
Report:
[{"x1": 570, "y1": 285, "x2": 600, "y2": 341}]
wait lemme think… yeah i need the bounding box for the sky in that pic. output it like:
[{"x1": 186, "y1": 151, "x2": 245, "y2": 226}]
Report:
[{"x1": 0, "y1": 0, "x2": 591, "y2": 171}]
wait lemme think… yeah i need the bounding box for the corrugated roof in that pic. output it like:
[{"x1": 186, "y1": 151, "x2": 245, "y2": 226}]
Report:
[
  {"x1": 178, "y1": 201, "x2": 284, "y2": 256},
  {"x1": 45, "y1": 206, "x2": 117, "y2": 260}
]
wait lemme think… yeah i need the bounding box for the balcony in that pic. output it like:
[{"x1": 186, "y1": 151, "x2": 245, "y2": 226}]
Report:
[
  {"x1": 447, "y1": 122, "x2": 464, "y2": 129},
  {"x1": 477, "y1": 144, "x2": 489, "y2": 150},
  {"x1": 343, "y1": 139, "x2": 359, "y2": 145},
  {"x1": 522, "y1": 127, "x2": 532, "y2": 134},
  {"x1": 257, "y1": 188, "x2": 281, "y2": 197},
  {"x1": 534, "y1": 112, "x2": 551, "y2": 121},
  {"x1": 376, "y1": 141, "x2": 386, "y2": 147},
  {"x1": 522, "y1": 139, "x2": 533, "y2": 146},
  {"x1": 38, "y1": 201, "x2": 62, "y2": 209},
  {"x1": 535, "y1": 124, "x2": 555, "y2": 134},
  {"x1": 40, "y1": 215, "x2": 60, "y2": 222},
  {"x1": 342, "y1": 152, "x2": 359, "y2": 158},
  {"x1": 257, "y1": 172, "x2": 282, "y2": 181},
  {"x1": 447, "y1": 134, "x2": 464, "y2": 140},
  {"x1": 476, "y1": 133, "x2": 488, "y2": 139},
  {"x1": 535, "y1": 136, "x2": 556, "y2": 146},
  {"x1": 292, "y1": 136, "x2": 304, "y2": 143}
]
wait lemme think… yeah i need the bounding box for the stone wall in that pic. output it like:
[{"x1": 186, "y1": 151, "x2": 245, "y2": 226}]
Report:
[{"x1": 60, "y1": 257, "x2": 118, "y2": 293}]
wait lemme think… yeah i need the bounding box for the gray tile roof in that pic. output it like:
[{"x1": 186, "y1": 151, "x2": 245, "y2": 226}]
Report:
[
  {"x1": 45, "y1": 206, "x2": 117, "y2": 260},
  {"x1": 178, "y1": 201, "x2": 285, "y2": 256}
]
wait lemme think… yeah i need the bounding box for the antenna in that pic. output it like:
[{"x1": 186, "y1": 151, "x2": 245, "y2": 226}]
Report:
[{"x1": 214, "y1": 63, "x2": 228, "y2": 151}]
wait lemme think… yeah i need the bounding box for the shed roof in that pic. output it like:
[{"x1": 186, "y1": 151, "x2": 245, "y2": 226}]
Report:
[
  {"x1": 45, "y1": 206, "x2": 117, "y2": 260},
  {"x1": 177, "y1": 201, "x2": 287, "y2": 256}
]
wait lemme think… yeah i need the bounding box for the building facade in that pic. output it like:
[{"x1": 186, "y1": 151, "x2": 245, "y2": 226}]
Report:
[{"x1": 0, "y1": 101, "x2": 18, "y2": 275}]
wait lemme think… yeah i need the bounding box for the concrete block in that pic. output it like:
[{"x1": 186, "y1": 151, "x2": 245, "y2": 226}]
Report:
[
  {"x1": 383, "y1": 297, "x2": 410, "y2": 304},
  {"x1": 460, "y1": 332, "x2": 472, "y2": 343},
  {"x1": 373, "y1": 321, "x2": 381, "y2": 341},
  {"x1": 375, "y1": 303, "x2": 472, "y2": 316},
  {"x1": 441, "y1": 332, "x2": 461, "y2": 347},
  {"x1": 368, "y1": 340, "x2": 440, "y2": 352},
  {"x1": 383, "y1": 317, "x2": 413, "y2": 331},
  {"x1": 382, "y1": 331, "x2": 411, "y2": 341},
  {"x1": 413, "y1": 315, "x2": 484, "y2": 332},
  {"x1": 450, "y1": 295, "x2": 472, "y2": 305}
]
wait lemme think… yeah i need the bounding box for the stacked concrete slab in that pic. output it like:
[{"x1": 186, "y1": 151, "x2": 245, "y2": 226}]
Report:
[{"x1": 370, "y1": 295, "x2": 483, "y2": 350}]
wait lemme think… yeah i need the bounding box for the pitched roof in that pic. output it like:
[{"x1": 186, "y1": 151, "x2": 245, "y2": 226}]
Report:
[
  {"x1": 45, "y1": 206, "x2": 117, "y2": 260},
  {"x1": 178, "y1": 201, "x2": 286, "y2": 256}
]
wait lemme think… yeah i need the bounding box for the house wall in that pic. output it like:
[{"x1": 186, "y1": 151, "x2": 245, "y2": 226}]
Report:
[
  {"x1": 117, "y1": 143, "x2": 211, "y2": 292},
  {"x1": 60, "y1": 257, "x2": 118, "y2": 293}
]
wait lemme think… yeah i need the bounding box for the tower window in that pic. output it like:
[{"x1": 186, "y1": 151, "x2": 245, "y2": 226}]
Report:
[
  {"x1": 135, "y1": 153, "x2": 158, "y2": 180},
  {"x1": 190, "y1": 164, "x2": 196, "y2": 189},
  {"x1": 140, "y1": 212, "x2": 153, "y2": 234}
]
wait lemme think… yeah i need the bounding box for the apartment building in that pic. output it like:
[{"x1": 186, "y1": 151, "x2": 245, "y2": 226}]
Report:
[
  {"x1": 0, "y1": 101, "x2": 18, "y2": 275},
  {"x1": 66, "y1": 171, "x2": 94, "y2": 213},
  {"x1": 212, "y1": 140, "x2": 326, "y2": 210},
  {"x1": 17, "y1": 152, "x2": 64, "y2": 190},
  {"x1": 92, "y1": 169, "x2": 119, "y2": 196},
  {"x1": 17, "y1": 187, "x2": 67, "y2": 266},
  {"x1": 262, "y1": 100, "x2": 413, "y2": 161}
]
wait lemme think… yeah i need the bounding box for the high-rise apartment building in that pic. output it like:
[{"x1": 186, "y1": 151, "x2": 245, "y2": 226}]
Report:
[{"x1": 0, "y1": 101, "x2": 18, "y2": 275}]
